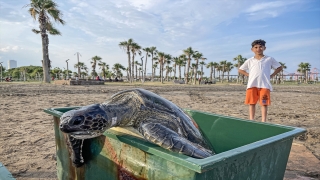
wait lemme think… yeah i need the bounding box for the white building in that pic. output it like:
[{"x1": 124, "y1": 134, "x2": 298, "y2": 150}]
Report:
[{"x1": 7, "y1": 60, "x2": 17, "y2": 69}]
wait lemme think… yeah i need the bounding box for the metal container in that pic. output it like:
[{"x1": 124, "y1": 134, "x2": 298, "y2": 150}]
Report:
[
  {"x1": 0, "y1": 162, "x2": 15, "y2": 180},
  {"x1": 44, "y1": 107, "x2": 305, "y2": 180}
]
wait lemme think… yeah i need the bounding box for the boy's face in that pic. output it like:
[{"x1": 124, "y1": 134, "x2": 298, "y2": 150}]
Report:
[{"x1": 251, "y1": 44, "x2": 266, "y2": 55}]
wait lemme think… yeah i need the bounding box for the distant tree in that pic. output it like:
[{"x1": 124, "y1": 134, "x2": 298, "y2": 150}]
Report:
[
  {"x1": 90, "y1": 56, "x2": 102, "y2": 77},
  {"x1": 225, "y1": 62, "x2": 233, "y2": 81},
  {"x1": 119, "y1": 39, "x2": 135, "y2": 82},
  {"x1": 142, "y1": 47, "x2": 151, "y2": 82},
  {"x1": 176, "y1": 56, "x2": 186, "y2": 80},
  {"x1": 149, "y1": 47, "x2": 157, "y2": 81},
  {"x1": 206, "y1": 62, "x2": 214, "y2": 81},
  {"x1": 112, "y1": 63, "x2": 126, "y2": 78},
  {"x1": 183, "y1": 47, "x2": 195, "y2": 84},
  {"x1": 130, "y1": 43, "x2": 141, "y2": 82},
  {"x1": 233, "y1": 55, "x2": 247, "y2": 83},
  {"x1": 25, "y1": 0, "x2": 65, "y2": 83},
  {"x1": 278, "y1": 62, "x2": 287, "y2": 82},
  {"x1": 157, "y1": 52, "x2": 165, "y2": 83},
  {"x1": 219, "y1": 60, "x2": 227, "y2": 82},
  {"x1": 297, "y1": 62, "x2": 311, "y2": 83}
]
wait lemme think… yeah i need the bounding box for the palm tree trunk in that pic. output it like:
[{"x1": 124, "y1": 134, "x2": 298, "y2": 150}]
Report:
[
  {"x1": 193, "y1": 60, "x2": 198, "y2": 85},
  {"x1": 185, "y1": 58, "x2": 191, "y2": 84},
  {"x1": 179, "y1": 66, "x2": 181, "y2": 80},
  {"x1": 40, "y1": 13, "x2": 51, "y2": 83},
  {"x1": 131, "y1": 55, "x2": 135, "y2": 83},
  {"x1": 144, "y1": 55, "x2": 148, "y2": 82}
]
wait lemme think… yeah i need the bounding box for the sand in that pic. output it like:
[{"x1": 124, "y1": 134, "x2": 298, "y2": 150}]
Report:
[{"x1": 0, "y1": 83, "x2": 319, "y2": 179}]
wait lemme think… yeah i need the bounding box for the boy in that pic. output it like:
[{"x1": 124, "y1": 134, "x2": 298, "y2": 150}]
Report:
[{"x1": 238, "y1": 39, "x2": 283, "y2": 122}]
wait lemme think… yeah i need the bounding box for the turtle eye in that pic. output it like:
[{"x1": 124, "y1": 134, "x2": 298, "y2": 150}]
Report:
[{"x1": 73, "y1": 116, "x2": 85, "y2": 125}]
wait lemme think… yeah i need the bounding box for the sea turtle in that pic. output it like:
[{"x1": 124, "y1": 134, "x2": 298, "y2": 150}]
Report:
[{"x1": 60, "y1": 88, "x2": 214, "y2": 167}]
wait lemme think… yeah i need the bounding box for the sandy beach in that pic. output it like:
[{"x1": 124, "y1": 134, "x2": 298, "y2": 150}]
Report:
[{"x1": 0, "y1": 83, "x2": 319, "y2": 179}]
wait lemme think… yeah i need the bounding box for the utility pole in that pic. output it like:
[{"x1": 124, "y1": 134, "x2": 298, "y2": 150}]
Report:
[
  {"x1": 74, "y1": 52, "x2": 81, "y2": 79},
  {"x1": 66, "y1": 59, "x2": 70, "y2": 79},
  {"x1": 0, "y1": 62, "x2": 3, "y2": 82}
]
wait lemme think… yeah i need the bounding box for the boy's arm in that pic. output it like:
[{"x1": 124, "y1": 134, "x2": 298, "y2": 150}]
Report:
[
  {"x1": 270, "y1": 66, "x2": 283, "y2": 78},
  {"x1": 238, "y1": 69, "x2": 249, "y2": 77}
]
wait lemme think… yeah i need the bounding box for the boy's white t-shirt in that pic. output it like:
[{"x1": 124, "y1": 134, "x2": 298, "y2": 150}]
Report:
[{"x1": 239, "y1": 55, "x2": 281, "y2": 91}]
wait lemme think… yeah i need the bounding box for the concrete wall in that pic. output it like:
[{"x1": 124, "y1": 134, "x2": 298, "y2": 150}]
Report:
[{"x1": 54, "y1": 80, "x2": 104, "y2": 85}]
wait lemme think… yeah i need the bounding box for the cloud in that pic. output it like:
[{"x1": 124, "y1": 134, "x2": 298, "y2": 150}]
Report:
[
  {"x1": 245, "y1": 0, "x2": 303, "y2": 20},
  {"x1": 0, "y1": 45, "x2": 21, "y2": 52}
]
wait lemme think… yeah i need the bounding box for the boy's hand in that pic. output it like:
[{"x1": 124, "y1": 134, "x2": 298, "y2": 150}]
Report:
[{"x1": 238, "y1": 69, "x2": 249, "y2": 76}]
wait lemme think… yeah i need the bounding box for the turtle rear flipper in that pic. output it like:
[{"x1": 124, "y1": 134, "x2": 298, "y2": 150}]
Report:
[{"x1": 139, "y1": 122, "x2": 213, "y2": 159}]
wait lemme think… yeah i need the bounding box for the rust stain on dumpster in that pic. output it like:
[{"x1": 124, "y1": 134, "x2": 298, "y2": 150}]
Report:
[{"x1": 102, "y1": 137, "x2": 146, "y2": 180}]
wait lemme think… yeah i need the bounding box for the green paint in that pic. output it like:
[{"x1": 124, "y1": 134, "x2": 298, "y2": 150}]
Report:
[
  {"x1": 44, "y1": 107, "x2": 306, "y2": 180},
  {"x1": 0, "y1": 162, "x2": 15, "y2": 180}
]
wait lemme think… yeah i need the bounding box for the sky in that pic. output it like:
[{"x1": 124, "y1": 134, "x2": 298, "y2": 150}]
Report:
[{"x1": 0, "y1": 0, "x2": 320, "y2": 76}]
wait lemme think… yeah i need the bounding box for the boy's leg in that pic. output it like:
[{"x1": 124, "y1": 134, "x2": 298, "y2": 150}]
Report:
[
  {"x1": 261, "y1": 105, "x2": 267, "y2": 122},
  {"x1": 245, "y1": 88, "x2": 259, "y2": 120},
  {"x1": 258, "y1": 88, "x2": 271, "y2": 122},
  {"x1": 249, "y1": 104, "x2": 256, "y2": 120}
]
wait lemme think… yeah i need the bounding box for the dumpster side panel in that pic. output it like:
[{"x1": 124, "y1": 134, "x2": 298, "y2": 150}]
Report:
[
  {"x1": 185, "y1": 110, "x2": 292, "y2": 153},
  {"x1": 195, "y1": 138, "x2": 293, "y2": 180},
  {"x1": 84, "y1": 135, "x2": 197, "y2": 180},
  {"x1": 53, "y1": 117, "x2": 197, "y2": 180}
]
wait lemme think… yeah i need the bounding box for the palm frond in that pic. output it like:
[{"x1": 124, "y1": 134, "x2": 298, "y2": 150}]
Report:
[
  {"x1": 32, "y1": 29, "x2": 41, "y2": 34},
  {"x1": 47, "y1": 23, "x2": 61, "y2": 35}
]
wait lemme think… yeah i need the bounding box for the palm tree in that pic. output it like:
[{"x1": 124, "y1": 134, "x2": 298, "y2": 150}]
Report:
[
  {"x1": 168, "y1": 67, "x2": 173, "y2": 80},
  {"x1": 74, "y1": 62, "x2": 84, "y2": 79},
  {"x1": 134, "y1": 61, "x2": 141, "y2": 80},
  {"x1": 176, "y1": 58, "x2": 185, "y2": 80},
  {"x1": 142, "y1": 47, "x2": 151, "y2": 81},
  {"x1": 212, "y1": 62, "x2": 219, "y2": 80},
  {"x1": 219, "y1": 60, "x2": 227, "y2": 82},
  {"x1": 279, "y1": 62, "x2": 287, "y2": 82},
  {"x1": 25, "y1": 0, "x2": 65, "y2": 83},
  {"x1": 233, "y1": 55, "x2": 247, "y2": 83},
  {"x1": 149, "y1": 47, "x2": 157, "y2": 81},
  {"x1": 199, "y1": 61, "x2": 206, "y2": 80},
  {"x1": 164, "y1": 54, "x2": 172, "y2": 81},
  {"x1": 112, "y1": 63, "x2": 126, "y2": 78},
  {"x1": 131, "y1": 43, "x2": 141, "y2": 82},
  {"x1": 192, "y1": 52, "x2": 203, "y2": 85},
  {"x1": 190, "y1": 63, "x2": 197, "y2": 83},
  {"x1": 225, "y1": 62, "x2": 233, "y2": 81},
  {"x1": 90, "y1": 56, "x2": 102, "y2": 77},
  {"x1": 74, "y1": 62, "x2": 88, "y2": 79},
  {"x1": 98, "y1": 62, "x2": 109, "y2": 80},
  {"x1": 156, "y1": 52, "x2": 165, "y2": 83},
  {"x1": 206, "y1": 62, "x2": 214, "y2": 81},
  {"x1": 297, "y1": 62, "x2": 311, "y2": 83},
  {"x1": 179, "y1": 54, "x2": 187, "y2": 81},
  {"x1": 119, "y1": 38, "x2": 134, "y2": 82},
  {"x1": 217, "y1": 65, "x2": 223, "y2": 82},
  {"x1": 82, "y1": 66, "x2": 88, "y2": 79},
  {"x1": 183, "y1": 47, "x2": 195, "y2": 84},
  {"x1": 152, "y1": 62, "x2": 158, "y2": 79},
  {"x1": 172, "y1": 57, "x2": 179, "y2": 80}
]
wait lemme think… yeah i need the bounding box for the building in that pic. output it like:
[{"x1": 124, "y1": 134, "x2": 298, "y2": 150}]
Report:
[{"x1": 7, "y1": 60, "x2": 17, "y2": 69}]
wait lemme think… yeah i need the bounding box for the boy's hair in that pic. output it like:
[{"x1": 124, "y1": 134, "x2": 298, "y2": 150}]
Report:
[{"x1": 251, "y1": 39, "x2": 266, "y2": 47}]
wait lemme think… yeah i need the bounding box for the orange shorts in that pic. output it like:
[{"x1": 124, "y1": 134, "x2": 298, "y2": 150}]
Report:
[{"x1": 245, "y1": 88, "x2": 270, "y2": 106}]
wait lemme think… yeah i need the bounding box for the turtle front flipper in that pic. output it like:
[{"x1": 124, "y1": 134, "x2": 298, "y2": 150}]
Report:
[
  {"x1": 139, "y1": 122, "x2": 213, "y2": 159},
  {"x1": 67, "y1": 135, "x2": 84, "y2": 167}
]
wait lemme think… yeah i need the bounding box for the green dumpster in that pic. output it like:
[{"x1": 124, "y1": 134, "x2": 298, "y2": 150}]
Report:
[
  {"x1": 44, "y1": 107, "x2": 306, "y2": 180},
  {"x1": 0, "y1": 162, "x2": 15, "y2": 180}
]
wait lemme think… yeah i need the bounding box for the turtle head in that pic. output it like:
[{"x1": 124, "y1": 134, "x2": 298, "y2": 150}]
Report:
[{"x1": 60, "y1": 104, "x2": 110, "y2": 139}]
